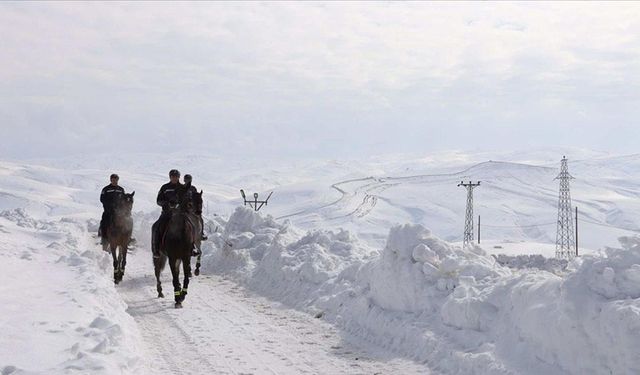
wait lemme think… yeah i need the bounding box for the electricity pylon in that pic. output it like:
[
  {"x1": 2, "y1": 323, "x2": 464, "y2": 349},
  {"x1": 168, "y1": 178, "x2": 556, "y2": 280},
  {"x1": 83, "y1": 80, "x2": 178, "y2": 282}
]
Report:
[
  {"x1": 555, "y1": 156, "x2": 575, "y2": 259},
  {"x1": 458, "y1": 181, "x2": 480, "y2": 247}
]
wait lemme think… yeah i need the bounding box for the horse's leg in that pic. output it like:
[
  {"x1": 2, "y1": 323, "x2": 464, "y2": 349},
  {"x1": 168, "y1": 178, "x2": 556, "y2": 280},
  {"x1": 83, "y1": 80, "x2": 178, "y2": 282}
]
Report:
[
  {"x1": 116, "y1": 243, "x2": 125, "y2": 283},
  {"x1": 102, "y1": 227, "x2": 109, "y2": 252},
  {"x1": 111, "y1": 242, "x2": 119, "y2": 284},
  {"x1": 169, "y1": 256, "x2": 183, "y2": 308},
  {"x1": 181, "y1": 255, "x2": 190, "y2": 302},
  {"x1": 154, "y1": 254, "x2": 165, "y2": 298},
  {"x1": 121, "y1": 241, "x2": 128, "y2": 278},
  {"x1": 194, "y1": 252, "x2": 201, "y2": 276},
  {"x1": 151, "y1": 222, "x2": 158, "y2": 257}
]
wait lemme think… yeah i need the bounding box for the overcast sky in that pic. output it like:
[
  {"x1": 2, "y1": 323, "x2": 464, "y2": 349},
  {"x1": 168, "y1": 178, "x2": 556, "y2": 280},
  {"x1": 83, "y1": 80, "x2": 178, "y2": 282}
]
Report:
[{"x1": 1, "y1": 2, "x2": 639, "y2": 160}]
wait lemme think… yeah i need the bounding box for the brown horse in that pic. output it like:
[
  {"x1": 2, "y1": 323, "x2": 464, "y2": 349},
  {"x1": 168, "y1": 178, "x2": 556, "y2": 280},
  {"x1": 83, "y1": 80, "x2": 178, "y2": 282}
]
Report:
[
  {"x1": 103, "y1": 191, "x2": 134, "y2": 284},
  {"x1": 190, "y1": 189, "x2": 204, "y2": 276},
  {"x1": 153, "y1": 183, "x2": 202, "y2": 308}
]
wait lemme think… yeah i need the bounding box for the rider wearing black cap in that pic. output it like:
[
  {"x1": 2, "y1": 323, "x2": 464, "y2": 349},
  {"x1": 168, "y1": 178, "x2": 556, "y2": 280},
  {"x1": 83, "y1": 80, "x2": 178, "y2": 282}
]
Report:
[
  {"x1": 184, "y1": 174, "x2": 207, "y2": 241},
  {"x1": 152, "y1": 169, "x2": 182, "y2": 257},
  {"x1": 99, "y1": 173, "x2": 124, "y2": 243}
]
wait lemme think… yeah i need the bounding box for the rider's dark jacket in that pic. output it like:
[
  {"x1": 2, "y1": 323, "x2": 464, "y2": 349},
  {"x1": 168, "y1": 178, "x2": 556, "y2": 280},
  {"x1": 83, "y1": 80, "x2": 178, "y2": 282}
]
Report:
[
  {"x1": 100, "y1": 184, "x2": 124, "y2": 211},
  {"x1": 156, "y1": 182, "x2": 183, "y2": 211},
  {"x1": 185, "y1": 185, "x2": 198, "y2": 203}
]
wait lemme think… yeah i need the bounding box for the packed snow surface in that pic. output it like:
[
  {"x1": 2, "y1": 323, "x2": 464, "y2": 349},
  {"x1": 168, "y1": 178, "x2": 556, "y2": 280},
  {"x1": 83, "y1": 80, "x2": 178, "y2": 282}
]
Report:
[
  {"x1": 205, "y1": 207, "x2": 640, "y2": 375},
  {"x1": 2, "y1": 149, "x2": 640, "y2": 374}
]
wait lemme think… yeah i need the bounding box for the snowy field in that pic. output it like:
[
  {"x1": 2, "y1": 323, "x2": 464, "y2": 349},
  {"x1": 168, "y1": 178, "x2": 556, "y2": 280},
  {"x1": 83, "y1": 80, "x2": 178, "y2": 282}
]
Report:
[{"x1": 1, "y1": 149, "x2": 640, "y2": 374}]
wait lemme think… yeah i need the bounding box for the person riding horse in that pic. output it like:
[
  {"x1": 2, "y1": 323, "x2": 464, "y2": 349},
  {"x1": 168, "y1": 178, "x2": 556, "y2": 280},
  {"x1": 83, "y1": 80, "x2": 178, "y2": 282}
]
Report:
[
  {"x1": 152, "y1": 171, "x2": 204, "y2": 306},
  {"x1": 99, "y1": 173, "x2": 124, "y2": 245},
  {"x1": 153, "y1": 169, "x2": 183, "y2": 258},
  {"x1": 183, "y1": 174, "x2": 207, "y2": 242}
]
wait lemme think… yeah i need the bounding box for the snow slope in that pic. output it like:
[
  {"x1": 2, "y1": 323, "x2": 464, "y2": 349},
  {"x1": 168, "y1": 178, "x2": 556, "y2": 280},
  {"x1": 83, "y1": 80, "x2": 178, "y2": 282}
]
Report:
[
  {"x1": 204, "y1": 207, "x2": 640, "y2": 375},
  {"x1": 0, "y1": 210, "x2": 145, "y2": 374},
  {"x1": 2, "y1": 149, "x2": 640, "y2": 374}
]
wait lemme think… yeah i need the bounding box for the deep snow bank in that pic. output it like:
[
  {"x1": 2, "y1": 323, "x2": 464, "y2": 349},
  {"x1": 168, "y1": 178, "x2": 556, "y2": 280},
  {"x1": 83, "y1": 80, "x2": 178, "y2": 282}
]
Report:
[
  {"x1": 204, "y1": 208, "x2": 640, "y2": 375},
  {"x1": 0, "y1": 209, "x2": 145, "y2": 375},
  {"x1": 492, "y1": 253, "x2": 568, "y2": 274}
]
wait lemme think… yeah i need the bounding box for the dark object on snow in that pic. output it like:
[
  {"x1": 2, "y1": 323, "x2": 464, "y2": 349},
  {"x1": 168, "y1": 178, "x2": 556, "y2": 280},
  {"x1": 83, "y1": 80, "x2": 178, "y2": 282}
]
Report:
[
  {"x1": 183, "y1": 174, "x2": 207, "y2": 241},
  {"x1": 102, "y1": 191, "x2": 135, "y2": 285},
  {"x1": 240, "y1": 189, "x2": 273, "y2": 211},
  {"x1": 152, "y1": 181, "x2": 204, "y2": 308},
  {"x1": 99, "y1": 182, "x2": 125, "y2": 239}
]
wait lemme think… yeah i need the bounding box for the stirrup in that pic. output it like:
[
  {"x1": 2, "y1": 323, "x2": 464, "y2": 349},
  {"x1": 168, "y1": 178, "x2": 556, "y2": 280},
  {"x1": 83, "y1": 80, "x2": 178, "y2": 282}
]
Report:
[{"x1": 192, "y1": 249, "x2": 202, "y2": 256}]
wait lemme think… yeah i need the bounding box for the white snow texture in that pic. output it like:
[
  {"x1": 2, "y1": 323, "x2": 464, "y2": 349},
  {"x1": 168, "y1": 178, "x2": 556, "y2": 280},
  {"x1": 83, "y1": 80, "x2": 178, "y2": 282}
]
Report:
[
  {"x1": 2, "y1": 150, "x2": 640, "y2": 374},
  {"x1": 204, "y1": 207, "x2": 640, "y2": 375}
]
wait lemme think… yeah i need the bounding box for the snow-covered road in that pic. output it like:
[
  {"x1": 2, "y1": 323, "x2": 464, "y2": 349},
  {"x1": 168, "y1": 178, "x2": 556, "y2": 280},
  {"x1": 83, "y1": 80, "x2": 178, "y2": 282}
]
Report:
[{"x1": 117, "y1": 246, "x2": 430, "y2": 375}]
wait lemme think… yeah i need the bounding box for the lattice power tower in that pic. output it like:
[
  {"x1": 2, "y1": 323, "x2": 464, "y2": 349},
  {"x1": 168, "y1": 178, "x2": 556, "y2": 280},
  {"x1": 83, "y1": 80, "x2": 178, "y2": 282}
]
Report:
[
  {"x1": 458, "y1": 181, "x2": 480, "y2": 247},
  {"x1": 555, "y1": 156, "x2": 576, "y2": 259}
]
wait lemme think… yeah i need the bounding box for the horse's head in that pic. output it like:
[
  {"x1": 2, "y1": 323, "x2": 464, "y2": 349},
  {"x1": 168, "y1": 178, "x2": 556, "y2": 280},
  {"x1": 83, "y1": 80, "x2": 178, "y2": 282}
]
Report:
[
  {"x1": 193, "y1": 190, "x2": 203, "y2": 215},
  {"x1": 116, "y1": 191, "x2": 135, "y2": 215}
]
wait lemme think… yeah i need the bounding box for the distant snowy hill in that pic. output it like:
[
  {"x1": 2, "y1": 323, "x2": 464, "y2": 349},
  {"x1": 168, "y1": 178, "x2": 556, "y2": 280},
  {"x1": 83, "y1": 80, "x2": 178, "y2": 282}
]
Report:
[
  {"x1": 2, "y1": 149, "x2": 639, "y2": 374},
  {"x1": 6, "y1": 149, "x2": 638, "y2": 252}
]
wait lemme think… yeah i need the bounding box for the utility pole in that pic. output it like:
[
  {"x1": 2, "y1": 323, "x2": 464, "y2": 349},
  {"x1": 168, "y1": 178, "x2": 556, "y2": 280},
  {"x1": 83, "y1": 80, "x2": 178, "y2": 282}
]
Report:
[
  {"x1": 240, "y1": 189, "x2": 273, "y2": 212},
  {"x1": 478, "y1": 215, "x2": 481, "y2": 244},
  {"x1": 555, "y1": 156, "x2": 576, "y2": 259},
  {"x1": 458, "y1": 181, "x2": 480, "y2": 247},
  {"x1": 575, "y1": 207, "x2": 579, "y2": 257}
]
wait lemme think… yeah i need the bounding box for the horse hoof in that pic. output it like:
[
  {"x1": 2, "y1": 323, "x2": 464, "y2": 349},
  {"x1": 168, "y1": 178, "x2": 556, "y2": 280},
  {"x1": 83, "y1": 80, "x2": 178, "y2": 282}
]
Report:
[
  {"x1": 158, "y1": 292, "x2": 164, "y2": 298},
  {"x1": 175, "y1": 302, "x2": 183, "y2": 309},
  {"x1": 194, "y1": 269, "x2": 200, "y2": 276}
]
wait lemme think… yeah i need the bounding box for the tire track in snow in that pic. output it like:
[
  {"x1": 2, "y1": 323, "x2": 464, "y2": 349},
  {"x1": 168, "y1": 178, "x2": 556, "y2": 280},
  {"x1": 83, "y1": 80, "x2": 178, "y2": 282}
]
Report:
[
  {"x1": 117, "y1": 271, "x2": 233, "y2": 375},
  {"x1": 115, "y1": 245, "x2": 429, "y2": 374}
]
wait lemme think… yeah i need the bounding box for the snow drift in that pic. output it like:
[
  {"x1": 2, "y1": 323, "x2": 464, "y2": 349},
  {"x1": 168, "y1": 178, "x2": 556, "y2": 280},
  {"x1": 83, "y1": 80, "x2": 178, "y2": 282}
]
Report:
[
  {"x1": 204, "y1": 207, "x2": 640, "y2": 375},
  {"x1": 0, "y1": 209, "x2": 145, "y2": 375}
]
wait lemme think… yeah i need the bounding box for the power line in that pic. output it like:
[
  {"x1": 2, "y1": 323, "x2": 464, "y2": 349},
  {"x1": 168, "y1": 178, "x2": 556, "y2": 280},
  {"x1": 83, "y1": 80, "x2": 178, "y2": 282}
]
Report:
[
  {"x1": 580, "y1": 218, "x2": 640, "y2": 233},
  {"x1": 481, "y1": 222, "x2": 556, "y2": 229}
]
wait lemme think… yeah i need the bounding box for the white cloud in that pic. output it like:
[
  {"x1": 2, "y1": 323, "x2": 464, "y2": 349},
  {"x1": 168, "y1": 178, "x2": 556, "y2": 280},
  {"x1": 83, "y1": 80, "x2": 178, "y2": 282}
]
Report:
[{"x1": 1, "y1": 2, "x2": 639, "y2": 159}]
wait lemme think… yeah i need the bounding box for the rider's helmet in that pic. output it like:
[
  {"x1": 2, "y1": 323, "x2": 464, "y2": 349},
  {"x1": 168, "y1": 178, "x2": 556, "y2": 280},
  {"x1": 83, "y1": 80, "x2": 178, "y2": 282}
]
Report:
[
  {"x1": 169, "y1": 169, "x2": 180, "y2": 178},
  {"x1": 184, "y1": 174, "x2": 192, "y2": 183},
  {"x1": 110, "y1": 173, "x2": 119, "y2": 180}
]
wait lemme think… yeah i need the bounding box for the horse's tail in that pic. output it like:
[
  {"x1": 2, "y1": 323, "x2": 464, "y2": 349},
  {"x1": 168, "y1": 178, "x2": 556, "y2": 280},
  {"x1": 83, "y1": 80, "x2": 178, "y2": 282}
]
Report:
[{"x1": 154, "y1": 252, "x2": 167, "y2": 272}]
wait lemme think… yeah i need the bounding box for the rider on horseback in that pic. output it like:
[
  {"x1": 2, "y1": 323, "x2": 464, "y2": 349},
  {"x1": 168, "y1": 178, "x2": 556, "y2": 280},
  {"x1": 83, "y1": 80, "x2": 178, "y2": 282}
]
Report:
[
  {"x1": 153, "y1": 169, "x2": 182, "y2": 258},
  {"x1": 99, "y1": 173, "x2": 124, "y2": 245},
  {"x1": 183, "y1": 174, "x2": 207, "y2": 242}
]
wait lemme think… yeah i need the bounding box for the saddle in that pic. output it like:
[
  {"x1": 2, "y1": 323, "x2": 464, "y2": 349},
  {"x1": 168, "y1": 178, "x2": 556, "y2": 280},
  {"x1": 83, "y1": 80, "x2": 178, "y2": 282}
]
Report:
[{"x1": 158, "y1": 211, "x2": 200, "y2": 254}]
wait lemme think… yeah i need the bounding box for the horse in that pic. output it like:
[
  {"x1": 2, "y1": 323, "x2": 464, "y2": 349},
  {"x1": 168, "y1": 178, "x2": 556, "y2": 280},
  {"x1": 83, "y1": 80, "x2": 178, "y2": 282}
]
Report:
[
  {"x1": 189, "y1": 189, "x2": 204, "y2": 276},
  {"x1": 153, "y1": 182, "x2": 202, "y2": 308},
  {"x1": 103, "y1": 191, "x2": 135, "y2": 284}
]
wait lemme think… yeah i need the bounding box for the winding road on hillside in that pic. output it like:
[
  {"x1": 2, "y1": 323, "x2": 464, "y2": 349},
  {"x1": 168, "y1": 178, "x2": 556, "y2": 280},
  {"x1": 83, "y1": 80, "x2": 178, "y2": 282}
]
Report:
[{"x1": 276, "y1": 161, "x2": 528, "y2": 223}]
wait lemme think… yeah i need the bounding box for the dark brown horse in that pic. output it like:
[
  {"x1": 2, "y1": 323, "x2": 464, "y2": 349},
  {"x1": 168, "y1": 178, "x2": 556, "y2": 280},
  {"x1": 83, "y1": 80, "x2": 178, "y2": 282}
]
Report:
[
  {"x1": 153, "y1": 183, "x2": 202, "y2": 308},
  {"x1": 103, "y1": 191, "x2": 134, "y2": 284},
  {"x1": 190, "y1": 189, "x2": 204, "y2": 276}
]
